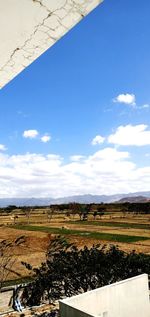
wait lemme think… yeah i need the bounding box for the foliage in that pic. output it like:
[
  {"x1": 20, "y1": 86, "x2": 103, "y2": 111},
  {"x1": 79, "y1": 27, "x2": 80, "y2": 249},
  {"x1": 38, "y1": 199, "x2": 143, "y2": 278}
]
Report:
[
  {"x1": 127, "y1": 202, "x2": 150, "y2": 214},
  {"x1": 21, "y1": 236, "x2": 150, "y2": 307},
  {"x1": 0, "y1": 236, "x2": 25, "y2": 290},
  {"x1": 3, "y1": 205, "x2": 17, "y2": 214}
]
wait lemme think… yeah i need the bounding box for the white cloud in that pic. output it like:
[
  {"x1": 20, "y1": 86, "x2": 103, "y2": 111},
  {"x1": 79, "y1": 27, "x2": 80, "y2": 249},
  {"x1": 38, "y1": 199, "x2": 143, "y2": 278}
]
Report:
[
  {"x1": 88, "y1": 148, "x2": 130, "y2": 161},
  {"x1": 23, "y1": 129, "x2": 39, "y2": 139},
  {"x1": 2, "y1": 124, "x2": 150, "y2": 197},
  {"x1": 140, "y1": 104, "x2": 150, "y2": 109},
  {"x1": 91, "y1": 135, "x2": 105, "y2": 145},
  {"x1": 41, "y1": 135, "x2": 51, "y2": 143},
  {"x1": 108, "y1": 124, "x2": 150, "y2": 146},
  {"x1": 0, "y1": 144, "x2": 7, "y2": 151},
  {"x1": 113, "y1": 93, "x2": 136, "y2": 106},
  {"x1": 70, "y1": 155, "x2": 85, "y2": 162},
  {"x1": 1, "y1": 147, "x2": 150, "y2": 198}
]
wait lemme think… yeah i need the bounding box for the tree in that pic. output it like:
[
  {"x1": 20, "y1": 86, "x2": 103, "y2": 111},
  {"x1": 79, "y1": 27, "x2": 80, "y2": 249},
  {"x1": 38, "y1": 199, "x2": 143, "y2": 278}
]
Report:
[
  {"x1": 0, "y1": 236, "x2": 25, "y2": 290},
  {"x1": 122, "y1": 203, "x2": 130, "y2": 218},
  {"x1": 98, "y1": 211, "x2": 104, "y2": 219},
  {"x1": 93, "y1": 211, "x2": 98, "y2": 220},
  {"x1": 47, "y1": 207, "x2": 54, "y2": 223},
  {"x1": 10, "y1": 214, "x2": 19, "y2": 225},
  {"x1": 66, "y1": 211, "x2": 71, "y2": 218},
  {"x1": 22, "y1": 207, "x2": 32, "y2": 224},
  {"x1": 79, "y1": 204, "x2": 88, "y2": 221},
  {"x1": 68, "y1": 203, "x2": 80, "y2": 219},
  {"x1": 21, "y1": 237, "x2": 150, "y2": 307},
  {"x1": 5, "y1": 205, "x2": 17, "y2": 213},
  {"x1": 140, "y1": 203, "x2": 150, "y2": 214},
  {"x1": 21, "y1": 236, "x2": 72, "y2": 306},
  {"x1": 97, "y1": 205, "x2": 105, "y2": 219}
]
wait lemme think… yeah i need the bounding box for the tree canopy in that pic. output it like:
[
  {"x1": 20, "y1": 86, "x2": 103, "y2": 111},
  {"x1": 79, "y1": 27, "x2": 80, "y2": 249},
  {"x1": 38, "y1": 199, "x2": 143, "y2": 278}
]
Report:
[{"x1": 21, "y1": 236, "x2": 150, "y2": 308}]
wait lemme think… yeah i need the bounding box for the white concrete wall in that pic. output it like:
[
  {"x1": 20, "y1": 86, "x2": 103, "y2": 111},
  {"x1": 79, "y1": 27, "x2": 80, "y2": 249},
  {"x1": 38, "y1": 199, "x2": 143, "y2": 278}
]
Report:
[
  {"x1": 60, "y1": 274, "x2": 150, "y2": 317},
  {"x1": 59, "y1": 302, "x2": 93, "y2": 317},
  {"x1": 0, "y1": 0, "x2": 103, "y2": 88}
]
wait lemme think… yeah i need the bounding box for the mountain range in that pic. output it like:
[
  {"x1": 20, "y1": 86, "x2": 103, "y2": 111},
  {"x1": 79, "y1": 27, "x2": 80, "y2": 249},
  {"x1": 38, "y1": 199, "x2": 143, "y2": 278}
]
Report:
[{"x1": 0, "y1": 191, "x2": 150, "y2": 207}]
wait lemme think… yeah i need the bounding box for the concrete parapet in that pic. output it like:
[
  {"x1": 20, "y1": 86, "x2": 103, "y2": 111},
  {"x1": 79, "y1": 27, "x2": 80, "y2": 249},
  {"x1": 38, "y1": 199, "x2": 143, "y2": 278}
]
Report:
[{"x1": 60, "y1": 274, "x2": 150, "y2": 317}]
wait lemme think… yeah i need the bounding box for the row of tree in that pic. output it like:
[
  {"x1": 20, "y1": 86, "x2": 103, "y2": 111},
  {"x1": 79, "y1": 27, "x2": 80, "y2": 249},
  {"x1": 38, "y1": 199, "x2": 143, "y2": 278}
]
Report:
[
  {"x1": 1, "y1": 202, "x2": 150, "y2": 215},
  {"x1": 0, "y1": 202, "x2": 150, "y2": 226}
]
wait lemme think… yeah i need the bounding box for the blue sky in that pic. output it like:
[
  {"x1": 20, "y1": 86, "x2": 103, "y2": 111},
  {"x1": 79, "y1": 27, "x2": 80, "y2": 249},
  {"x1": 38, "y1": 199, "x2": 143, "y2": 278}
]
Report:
[{"x1": 0, "y1": 0, "x2": 150, "y2": 198}]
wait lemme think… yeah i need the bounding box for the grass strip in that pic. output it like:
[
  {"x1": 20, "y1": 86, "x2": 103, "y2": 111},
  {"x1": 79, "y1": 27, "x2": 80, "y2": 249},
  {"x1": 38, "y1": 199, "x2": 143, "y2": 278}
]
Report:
[
  {"x1": 67, "y1": 221, "x2": 150, "y2": 230},
  {"x1": 10, "y1": 225, "x2": 150, "y2": 243}
]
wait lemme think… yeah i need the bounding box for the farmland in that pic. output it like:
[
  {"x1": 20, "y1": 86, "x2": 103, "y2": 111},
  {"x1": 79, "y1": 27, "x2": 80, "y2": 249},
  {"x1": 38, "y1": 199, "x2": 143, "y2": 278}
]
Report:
[{"x1": 0, "y1": 204, "x2": 150, "y2": 284}]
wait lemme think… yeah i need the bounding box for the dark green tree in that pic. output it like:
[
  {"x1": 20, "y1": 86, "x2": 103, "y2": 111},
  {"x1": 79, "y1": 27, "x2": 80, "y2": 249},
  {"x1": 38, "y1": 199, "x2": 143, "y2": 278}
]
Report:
[{"x1": 21, "y1": 237, "x2": 150, "y2": 307}]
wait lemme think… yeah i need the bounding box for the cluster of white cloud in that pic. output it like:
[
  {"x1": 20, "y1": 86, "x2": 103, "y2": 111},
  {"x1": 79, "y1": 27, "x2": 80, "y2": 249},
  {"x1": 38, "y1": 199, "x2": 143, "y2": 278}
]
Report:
[
  {"x1": 113, "y1": 92, "x2": 150, "y2": 110},
  {"x1": 91, "y1": 92, "x2": 150, "y2": 147},
  {"x1": 0, "y1": 90, "x2": 149, "y2": 197},
  {"x1": 0, "y1": 144, "x2": 7, "y2": 151},
  {"x1": 23, "y1": 130, "x2": 39, "y2": 139},
  {"x1": 140, "y1": 104, "x2": 150, "y2": 109},
  {"x1": 91, "y1": 135, "x2": 105, "y2": 145},
  {"x1": 108, "y1": 124, "x2": 150, "y2": 146},
  {"x1": 23, "y1": 129, "x2": 51, "y2": 143},
  {"x1": 0, "y1": 129, "x2": 51, "y2": 155},
  {"x1": 41, "y1": 135, "x2": 51, "y2": 143},
  {"x1": 70, "y1": 155, "x2": 85, "y2": 162},
  {"x1": 113, "y1": 93, "x2": 136, "y2": 106},
  {"x1": 1, "y1": 122, "x2": 150, "y2": 159},
  {"x1": 92, "y1": 124, "x2": 150, "y2": 147},
  {"x1": 0, "y1": 147, "x2": 150, "y2": 198}
]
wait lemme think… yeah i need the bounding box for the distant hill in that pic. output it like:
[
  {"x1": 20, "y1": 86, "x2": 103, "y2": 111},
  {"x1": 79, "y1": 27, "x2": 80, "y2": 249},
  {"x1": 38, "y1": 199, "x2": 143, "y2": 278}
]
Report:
[
  {"x1": 0, "y1": 191, "x2": 150, "y2": 207},
  {"x1": 53, "y1": 194, "x2": 114, "y2": 204},
  {"x1": 117, "y1": 196, "x2": 150, "y2": 203},
  {"x1": 53, "y1": 192, "x2": 150, "y2": 205},
  {"x1": 0, "y1": 197, "x2": 53, "y2": 208}
]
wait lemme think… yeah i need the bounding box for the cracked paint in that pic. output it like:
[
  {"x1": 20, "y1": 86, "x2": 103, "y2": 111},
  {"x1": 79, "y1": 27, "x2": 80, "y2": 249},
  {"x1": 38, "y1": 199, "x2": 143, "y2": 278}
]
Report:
[{"x1": 0, "y1": 0, "x2": 103, "y2": 88}]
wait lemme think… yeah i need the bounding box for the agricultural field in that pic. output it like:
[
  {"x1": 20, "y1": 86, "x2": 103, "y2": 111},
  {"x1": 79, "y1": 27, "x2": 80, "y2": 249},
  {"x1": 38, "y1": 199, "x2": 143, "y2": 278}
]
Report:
[{"x1": 0, "y1": 206, "x2": 150, "y2": 284}]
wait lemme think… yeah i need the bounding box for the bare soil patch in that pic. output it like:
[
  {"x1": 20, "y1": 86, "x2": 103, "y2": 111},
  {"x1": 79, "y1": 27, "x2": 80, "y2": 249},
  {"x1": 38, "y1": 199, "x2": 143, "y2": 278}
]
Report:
[{"x1": 0, "y1": 227, "x2": 50, "y2": 281}]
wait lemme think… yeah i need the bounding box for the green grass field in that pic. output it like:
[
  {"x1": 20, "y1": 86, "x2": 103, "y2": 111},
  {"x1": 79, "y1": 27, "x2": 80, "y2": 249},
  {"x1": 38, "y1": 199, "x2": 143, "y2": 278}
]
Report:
[
  {"x1": 67, "y1": 220, "x2": 150, "y2": 230},
  {"x1": 11, "y1": 225, "x2": 150, "y2": 244}
]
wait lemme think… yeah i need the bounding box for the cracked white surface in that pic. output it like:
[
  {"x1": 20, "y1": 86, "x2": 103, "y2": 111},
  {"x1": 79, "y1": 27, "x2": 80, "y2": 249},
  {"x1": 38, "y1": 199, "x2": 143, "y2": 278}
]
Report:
[{"x1": 0, "y1": 0, "x2": 103, "y2": 88}]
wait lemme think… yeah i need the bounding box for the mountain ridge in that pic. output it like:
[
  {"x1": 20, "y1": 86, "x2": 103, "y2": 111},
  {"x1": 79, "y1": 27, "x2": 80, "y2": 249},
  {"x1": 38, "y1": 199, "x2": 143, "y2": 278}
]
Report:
[{"x1": 0, "y1": 191, "x2": 150, "y2": 207}]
